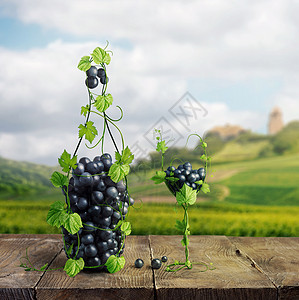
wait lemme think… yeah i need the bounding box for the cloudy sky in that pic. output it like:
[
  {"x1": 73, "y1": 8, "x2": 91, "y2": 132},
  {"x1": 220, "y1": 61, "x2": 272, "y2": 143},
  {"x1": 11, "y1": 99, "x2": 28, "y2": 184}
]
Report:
[{"x1": 0, "y1": 0, "x2": 298, "y2": 166}]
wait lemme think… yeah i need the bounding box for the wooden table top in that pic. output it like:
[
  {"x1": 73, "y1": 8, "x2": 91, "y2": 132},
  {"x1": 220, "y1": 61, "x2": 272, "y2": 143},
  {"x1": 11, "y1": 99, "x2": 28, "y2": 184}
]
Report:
[{"x1": 0, "y1": 234, "x2": 298, "y2": 300}]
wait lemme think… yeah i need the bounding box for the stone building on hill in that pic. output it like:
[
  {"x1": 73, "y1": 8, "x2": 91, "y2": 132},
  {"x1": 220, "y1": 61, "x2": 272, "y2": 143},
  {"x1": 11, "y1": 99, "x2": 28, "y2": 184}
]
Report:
[
  {"x1": 268, "y1": 106, "x2": 284, "y2": 135},
  {"x1": 208, "y1": 124, "x2": 248, "y2": 141}
]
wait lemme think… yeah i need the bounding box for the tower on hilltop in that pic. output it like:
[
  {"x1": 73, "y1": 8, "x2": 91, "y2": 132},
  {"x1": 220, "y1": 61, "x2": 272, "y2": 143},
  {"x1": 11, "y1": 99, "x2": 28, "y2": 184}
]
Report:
[{"x1": 268, "y1": 106, "x2": 283, "y2": 135}]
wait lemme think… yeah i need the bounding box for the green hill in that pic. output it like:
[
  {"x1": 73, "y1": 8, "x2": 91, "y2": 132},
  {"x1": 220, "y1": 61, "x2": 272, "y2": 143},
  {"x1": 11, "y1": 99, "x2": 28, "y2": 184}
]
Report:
[{"x1": 0, "y1": 157, "x2": 56, "y2": 196}]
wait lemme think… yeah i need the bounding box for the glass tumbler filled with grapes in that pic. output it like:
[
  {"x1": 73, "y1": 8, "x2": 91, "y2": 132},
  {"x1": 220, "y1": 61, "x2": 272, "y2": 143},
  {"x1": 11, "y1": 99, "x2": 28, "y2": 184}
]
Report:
[{"x1": 47, "y1": 43, "x2": 134, "y2": 277}]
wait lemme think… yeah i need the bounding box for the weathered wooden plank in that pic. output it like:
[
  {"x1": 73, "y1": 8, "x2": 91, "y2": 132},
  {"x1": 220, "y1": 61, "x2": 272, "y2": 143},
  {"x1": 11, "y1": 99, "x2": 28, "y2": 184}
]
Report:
[
  {"x1": 36, "y1": 235, "x2": 154, "y2": 300},
  {"x1": 228, "y1": 237, "x2": 299, "y2": 300},
  {"x1": 0, "y1": 234, "x2": 62, "y2": 300},
  {"x1": 149, "y1": 235, "x2": 277, "y2": 300}
]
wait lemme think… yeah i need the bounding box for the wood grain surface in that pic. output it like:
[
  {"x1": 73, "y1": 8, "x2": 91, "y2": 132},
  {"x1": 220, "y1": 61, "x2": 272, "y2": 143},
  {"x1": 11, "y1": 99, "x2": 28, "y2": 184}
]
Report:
[
  {"x1": 149, "y1": 235, "x2": 277, "y2": 300},
  {"x1": 0, "y1": 234, "x2": 61, "y2": 300},
  {"x1": 228, "y1": 236, "x2": 299, "y2": 300},
  {"x1": 0, "y1": 234, "x2": 298, "y2": 300},
  {"x1": 36, "y1": 235, "x2": 154, "y2": 300}
]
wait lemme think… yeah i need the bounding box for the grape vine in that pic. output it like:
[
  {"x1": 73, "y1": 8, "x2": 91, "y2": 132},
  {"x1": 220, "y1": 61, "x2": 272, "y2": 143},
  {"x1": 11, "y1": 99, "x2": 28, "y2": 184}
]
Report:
[{"x1": 151, "y1": 129, "x2": 215, "y2": 272}]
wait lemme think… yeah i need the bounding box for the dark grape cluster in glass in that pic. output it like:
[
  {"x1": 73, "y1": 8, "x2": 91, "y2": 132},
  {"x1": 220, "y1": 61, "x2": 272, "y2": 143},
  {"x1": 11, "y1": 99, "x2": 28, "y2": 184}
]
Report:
[
  {"x1": 85, "y1": 66, "x2": 109, "y2": 89},
  {"x1": 62, "y1": 153, "x2": 134, "y2": 269},
  {"x1": 164, "y1": 162, "x2": 206, "y2": 194}
]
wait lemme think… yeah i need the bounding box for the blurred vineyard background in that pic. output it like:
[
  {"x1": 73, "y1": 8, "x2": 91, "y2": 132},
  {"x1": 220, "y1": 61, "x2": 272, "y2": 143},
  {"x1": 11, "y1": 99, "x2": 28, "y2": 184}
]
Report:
[{"x1": 0, "y1": 120, "x2": 299, "y2": 236}]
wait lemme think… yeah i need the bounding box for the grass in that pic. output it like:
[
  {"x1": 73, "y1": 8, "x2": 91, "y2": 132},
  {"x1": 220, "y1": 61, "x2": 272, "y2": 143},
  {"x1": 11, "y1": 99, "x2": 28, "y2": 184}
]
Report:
[
  {"x1": 0, "y1": 153, "x2": 298, "y2": 236},
  {"x1": 0, "y1": 199, "x2": 298, "y2": 237}
]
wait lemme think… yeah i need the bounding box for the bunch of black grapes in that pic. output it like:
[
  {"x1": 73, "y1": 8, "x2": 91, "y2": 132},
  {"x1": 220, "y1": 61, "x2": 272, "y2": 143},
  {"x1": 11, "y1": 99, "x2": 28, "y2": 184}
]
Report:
[
  {"x1": 85, "y1": 66, "x2": 108, "y2": 89},
  {"x1": 62, "y1": 153, "x2": 134, "y2": 269},
  {"x1": 164, "y1": 162, "x2": 206, "y2": 195}
]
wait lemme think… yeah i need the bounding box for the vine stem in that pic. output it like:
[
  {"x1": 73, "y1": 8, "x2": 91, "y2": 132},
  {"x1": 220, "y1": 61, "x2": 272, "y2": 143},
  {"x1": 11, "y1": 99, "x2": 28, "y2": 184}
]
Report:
[
  {"x1": 104, "y1": 111, "x2": 120, "y2": 154},
  {"x1": 183, "y1": 204, "x2": 191, "y2": 266}
]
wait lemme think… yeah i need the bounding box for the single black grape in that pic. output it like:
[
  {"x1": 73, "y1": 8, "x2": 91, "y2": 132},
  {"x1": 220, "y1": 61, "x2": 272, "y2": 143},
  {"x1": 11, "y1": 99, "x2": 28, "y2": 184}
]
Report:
[
  {"x1": 73, "y1": 163, "x2": 85, "y2": 175},
  {"x1": 88, "y1": 205, "x2": 101, "y2": 217},
  {"x1": 100, "y1": 75, "x2": 109, "y2": 85},
  {"x1": 77, "y1": 197, "x2": 88, "y2": 211},
  {"x1": 97, "y1": 68, "x2": 106, "y2": 78},
  {"x1": 129, "y1": 197, "x2": 135, "y2": 206},
  {"x1": 151, "y1": 258, "x2": 162, "y2": 269},
  {"x1": 99, "y1": 216, "x2": 111, "y2": 227},
  {"x1": 95, "y1": 161, "x2": 104, "y2": 173},
  {"x1": 79, "y1": 172, "x2": 93, "y2": 186},
  {"x1": 183, "y1": 162, "x2": 192, "y2": 170},
  {"x1": 173, "y1": 169, "x2": 181, "y2": 177},
  {"x1": 198, "y1": 168, "x2": 206, "y2": 181},
  {"x1": 83, "y1": 221, "x2": 96, "y2": 232},
  {"x1": 101, "y1": 153, "x2": 112, "y2": 160},
  {"x1": 96, "y1": 180, "x2": 106, "y2": 192},
  {"x1": 84, "y1": 244, "x2": 98, "y2": 257},
  {"x1": 106, "y1": 187, "x2": 118, "y2": 199},
  {"x1": 167, "y1": 166, "x2": 176, "y2": 172},
  {"x1": 86, "y1": 256, "x2": 102, "y2": 267},
  {"x1": 85, "y1": 76, "x2": 98, "y2": 89},
  {"x1": 86, "y1": 162, "x2": 99, "y2": 174},
  {"x1": 91, "y1": 191, "x2": 104, "y2": 205},
  {"x1": 102, "y1": 158, "x2": 112, "y2": 171},
  {"x1": 187, "y1": 173, "x2": 197, "y2": 183},
  {"x1": 181, "y1": 169, "x2": 191, "y2": 177},
  {"x1": 86, "y1": 66, "x2": 98, "y2": 77},
  {"x1": 99, "y1": 230, "x2": 113, "y2": 241},
  {"x1": 96, "y1": 241, "x2": 108, "y2": 252},
  {"x1": 79, "y1": 157, "x2": 91, "y2": 166},
  {"x1": 101, "y1": 206, "x2": 113, "y2": 217},
  {"x1": 107, "y1": 238, "x2": 114, "y2": 249},
  {"x1": 101, "y1": 251, "x2": 111, "y2": 264},
  {"x1": 161, "y1": 256, "x2": 168, "y2": 262},
  {"x1": 69, "y1": 193, "x2": 78, "y2": 206},
  {"x1": 81, "y1": 233, "x2": 94, "y2": 245},
  {"x1": 79, "y1": 211, "x2": 88, "y2": 221},
  {"x1": 135, "y1": 258, "x2": 144, "y2": 268}
]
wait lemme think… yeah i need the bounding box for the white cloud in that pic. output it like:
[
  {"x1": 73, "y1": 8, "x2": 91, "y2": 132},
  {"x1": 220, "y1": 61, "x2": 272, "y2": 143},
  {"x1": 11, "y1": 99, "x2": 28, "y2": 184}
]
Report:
[{"x1": 0, "y1": 0, "x2": 298, "y2": 164}]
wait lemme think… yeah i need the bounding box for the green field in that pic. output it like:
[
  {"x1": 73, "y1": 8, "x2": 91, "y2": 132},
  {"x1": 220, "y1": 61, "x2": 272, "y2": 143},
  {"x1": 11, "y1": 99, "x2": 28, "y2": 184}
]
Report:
[{"x1": 0, "y1": 153, "x2": 298, "y2": 236}]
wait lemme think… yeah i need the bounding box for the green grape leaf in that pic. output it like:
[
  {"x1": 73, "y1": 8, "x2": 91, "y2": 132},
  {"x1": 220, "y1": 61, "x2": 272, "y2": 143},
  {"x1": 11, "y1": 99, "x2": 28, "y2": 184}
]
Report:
[
  {"x1": 176, "y1": 184, "x2": 197, "y2": 206},
  {"x1": 77, "y1": 56, "x2": 91, "y2": 72},
  {"x1": 165, "y1": 176, "x2": 179, "y2": 183},
  {"x1": 120, "y1": 146, "x2": 134, "y2": 164},
  {"x1": 64, "y1": 258, "x2": 84, "y2": 277},
  {"x1": 105, "y1": 255, "x2": 125, "y2": 273},
  {"x1": 78, "y1": 121, "x2": 98, "y2": 143},
  {"x1": 151, "y1": 170, "x2": 166, "y2": 184},
  {"x1": 115, "y1": 151, "x2": 122, "y2": 162},
  {"x1": 81, "y1": 105, "x2": 90, "y2": 117},
  {"x1": 114, "y1": 220, "x2": 123, "y2": 230},
  {"x1": 91, "y1": 47, "x2": 111, "y2": 65},
  {"x1": 62, "y1": 213, "x2": 83, "y2": 235},
  {"x1": 121, "y1": 221, "x2": 131, "y2": 236},
  {"x1": 94, "y1": 94, "x2": 113, "y2": 112},
  {"x1": 46, "y1": 201, "x2": 67, "y2": 228},
  {"x1": 50, "y1": 171, "x2": 68, "y2": 188},
  {"x1": 156, "y1": 140, "x2": 168, "y2": 154},
  {"x1": 201, "y1": 183, "x2": 210, "y2": 194},
  {"x1": 58, "y1": 150, "x2": 77, "y2": 173},
  {"x1": 175, "y1": 220, "x2": 185, "y2": 232},
  {"x1": 108, "y1": 162, "x2": 130, "y2": 183}
]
